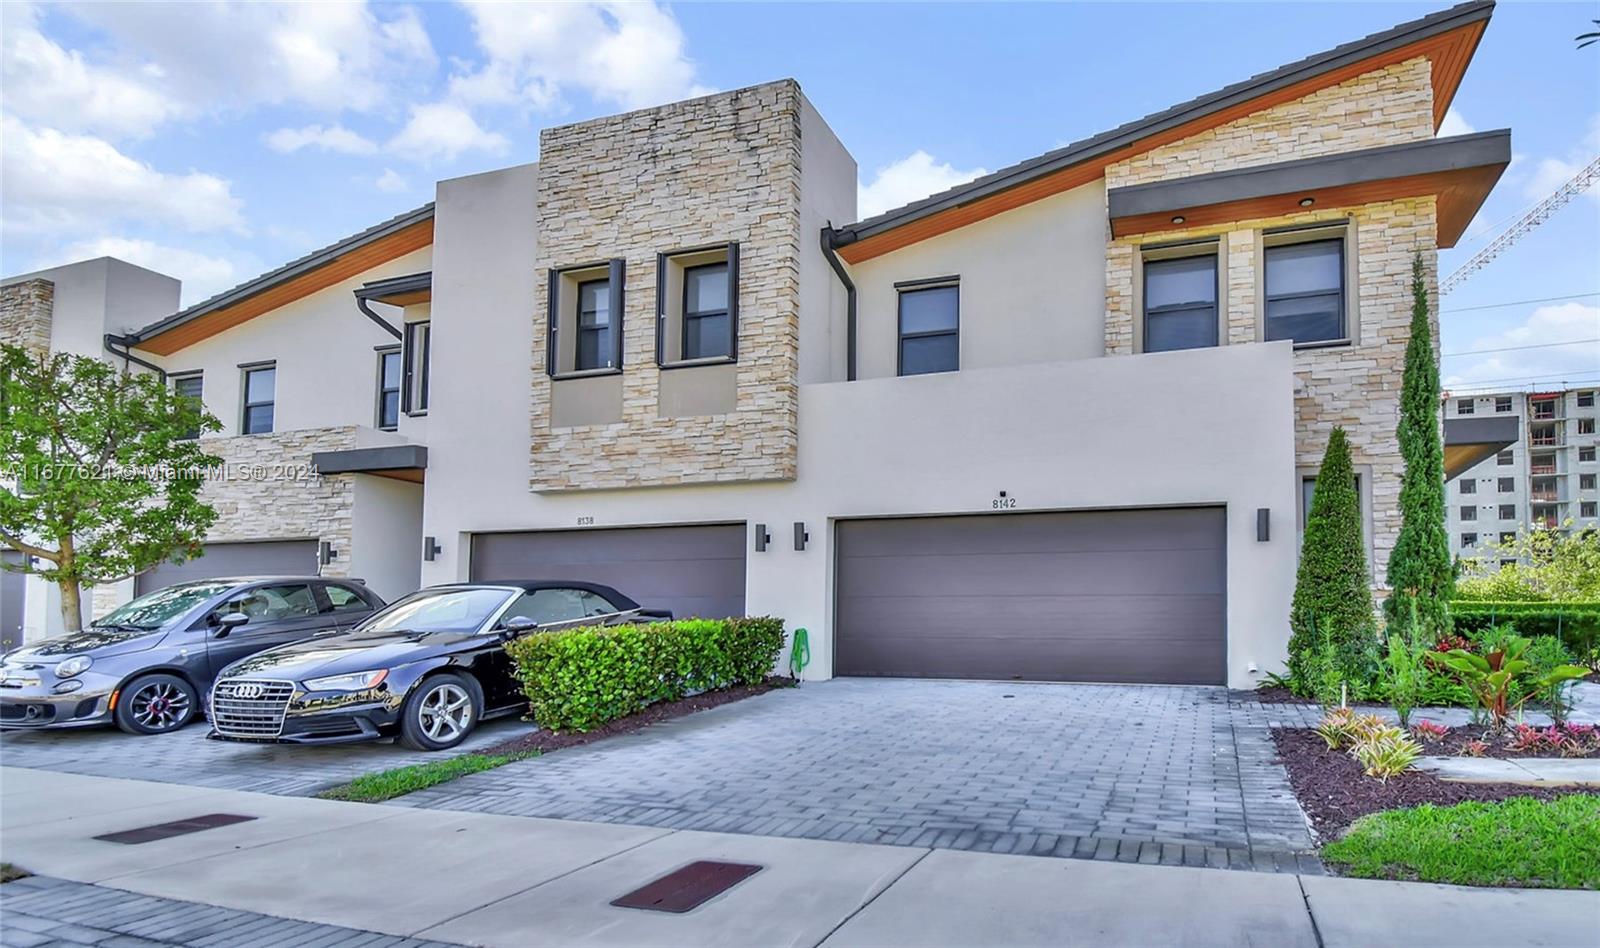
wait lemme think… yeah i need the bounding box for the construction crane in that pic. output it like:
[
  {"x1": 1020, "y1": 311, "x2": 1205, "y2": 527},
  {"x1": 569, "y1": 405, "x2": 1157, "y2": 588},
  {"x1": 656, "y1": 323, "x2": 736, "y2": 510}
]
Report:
[{"x1": 1441, "y1": 154, "x2": 1600, "y2": 295}]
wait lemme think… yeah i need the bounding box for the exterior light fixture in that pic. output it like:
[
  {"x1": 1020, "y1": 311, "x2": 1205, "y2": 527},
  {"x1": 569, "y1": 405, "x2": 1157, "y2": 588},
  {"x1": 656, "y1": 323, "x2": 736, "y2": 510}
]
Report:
[
  {"x1": 1170, "y1": 215, "x2": 1186, "y2": 224},
  {"x1": 1256, "y1": 508, "x2": 1271, "y2": 542},
  {"x1": 754, "y1": 524, "x2": 771, "y2": 552},
  {"x1": 423, "y1": 536, "x2": 442, "y2": 561},
  {"x1": 793, "y1": 522, "x2": 810, "y2": 552},
  {"x1": 1299, "y1": 197, "x2": 1315, "y2": 207}
]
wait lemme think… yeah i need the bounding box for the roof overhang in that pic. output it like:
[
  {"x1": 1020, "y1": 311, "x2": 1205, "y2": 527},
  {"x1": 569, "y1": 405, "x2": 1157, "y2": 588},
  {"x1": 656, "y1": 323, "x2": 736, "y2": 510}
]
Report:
[
  {"x1": 1443, "y1": 414, "x2": 1519, "y2": 480},
  {"x1": 311, "y1": 444, "x2": 428, "y2": 484},
  {"x1": 126, "y1": 204, "x2": 435, "y2": 356},
  {"x1": 834, "y1": 0, "x2": 1493, "y2": 264},
  {"x1": 1106, "y1": 130, "x2": 1509, "y2": 245},
  {"x1": 355, "y1": 271, "x2": 432, "y2": 307}
]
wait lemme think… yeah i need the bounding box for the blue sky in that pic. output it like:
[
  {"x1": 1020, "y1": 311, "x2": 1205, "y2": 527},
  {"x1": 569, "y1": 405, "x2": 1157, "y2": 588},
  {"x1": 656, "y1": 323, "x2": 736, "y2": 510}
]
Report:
[{"x1": 2, "y1": 1, "x2": 1595, "y2": 392}]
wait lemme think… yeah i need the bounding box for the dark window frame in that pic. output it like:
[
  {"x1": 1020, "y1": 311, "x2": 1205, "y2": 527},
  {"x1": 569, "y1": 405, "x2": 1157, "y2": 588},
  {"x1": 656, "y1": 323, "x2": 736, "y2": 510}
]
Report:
[
  {"x1": 1263, "y1": 234, "x2": 1347, "y2": 347},
  {"x1": 896, "y1": 278, "x2": 961, "y2": 377},
  {"x1": 655, "y1": 243, "x2": 739, "y2": 369},
  {"x1": 1498, "y1": 476, "x2": 1516, "y2": 493},
  {"x1": 575, "y1": 277, "x2": 613, "y2": 372},
  {"x1": 1141, "y1": 251, "x2": 1220, "y2": 354},
  {"x1": 239, "y1": 361, "x2": 275, "y2": 435},
  {"x1": 1495, "y1": 396, "x2": 1514, "y2": 413},
  {"x1": 1457, "y1": 398, "x2": 1475, "y2": 415},
  {"x1": 1459, "y1": 478, "x2": 1476, "y2": 494},
  {"x1": 1459, "y1": 504, "x2": 1477, "y2": 521},
  {"x1": 402, "y1": 321, "x2": 430, "y2": 415},
  {"x1": 1582, "y1": 447, "x2": 1597, "y2": 463},
  {"x1": 1461, "y1": 532, "x2": 1478, "y2": 548},
  {"x1": 1497, "y1": 449, "x2": 1514, "y2": 466},
  {"x1": 1579, "y1": 391, "x2": 1595, "y2": 408},
  {"x1": 547, "y1": 258, "x2": 625, "y2": 378},
  {"x1": 171, "y1": 371, "x2": 203, "y2": 441},
  {"x1": 682, "y1": 262, "x2": 732, "y2": 362},
  {"x1": 1499, "y1": 504, "x2": 1516, "y2": 520},
  {"x1": 1579, "y1": 417, "x2": 1596, "y2": 435}
]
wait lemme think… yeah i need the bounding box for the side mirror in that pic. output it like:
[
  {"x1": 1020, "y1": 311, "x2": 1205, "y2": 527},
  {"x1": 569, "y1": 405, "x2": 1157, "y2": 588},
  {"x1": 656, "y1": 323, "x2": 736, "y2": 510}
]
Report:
[
  {"x1": 500, "y1": 615, "x2": 539, "y2": 637},
  {"x1": 214, "y1": 613, "x2": 249, "y2": 637}
]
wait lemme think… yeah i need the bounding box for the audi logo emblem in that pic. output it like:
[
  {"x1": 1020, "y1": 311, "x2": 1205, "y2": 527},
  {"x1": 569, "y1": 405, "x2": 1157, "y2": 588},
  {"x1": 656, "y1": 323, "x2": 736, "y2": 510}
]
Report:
[{"x1": 230, "y1": 682, "x2": 266, "y2": 699}]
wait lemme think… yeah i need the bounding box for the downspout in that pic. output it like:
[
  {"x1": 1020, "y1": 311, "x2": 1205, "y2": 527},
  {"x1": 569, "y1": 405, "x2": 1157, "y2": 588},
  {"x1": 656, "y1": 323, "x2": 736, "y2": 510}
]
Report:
[
  {"x1": 104, "y1": 334, "x2": 166, "y2": 382},
  {"x1": 355, "y1": 296, "x2": 403, "y2": 340},
  {"x1": 820, "y1": 225, "x2": 857, "y2": 381}
]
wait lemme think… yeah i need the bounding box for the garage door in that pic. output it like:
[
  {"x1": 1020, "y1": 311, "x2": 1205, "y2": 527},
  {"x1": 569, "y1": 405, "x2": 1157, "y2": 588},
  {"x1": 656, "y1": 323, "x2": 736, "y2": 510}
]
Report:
[
  {"x1": 134, "y1": 540, "x2": 320, "y2": 596},
  {"x1": 470, "y1": 524, "x2": 746, "y2": 619},
  {"x1": 835, "y1": 508, "x2": 1225, "y2": 684}
]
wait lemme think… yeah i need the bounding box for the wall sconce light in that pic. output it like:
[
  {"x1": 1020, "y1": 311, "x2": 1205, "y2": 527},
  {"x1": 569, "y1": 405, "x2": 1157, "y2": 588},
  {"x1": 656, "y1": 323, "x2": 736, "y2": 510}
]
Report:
[
  {"x1": 794, "y1": 522, "x2": 810, "y2": 551},
  {"x1": 318, "y1": 540, "x2": 336, "y2": 566},
  {"x1": 423, "y1": 536, "x2": 442, "y2": 561},
  {"x1": 1298, "y1": 197, "x2": 1315, "y2": 207},
  {"x1": 754, "y1": 524, "x2": 771, "y2": 552},
  {"x1": 1170, "y1": 214, "x2": 1186, "y2": 224},
  {"x1": 1256, "y1": 508, "x2": 1271, "y2": 542}
]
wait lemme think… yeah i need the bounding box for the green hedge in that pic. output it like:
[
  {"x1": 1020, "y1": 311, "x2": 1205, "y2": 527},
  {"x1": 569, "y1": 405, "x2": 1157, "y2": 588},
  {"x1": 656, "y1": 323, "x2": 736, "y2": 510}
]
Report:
[
  {"x1": 503, "y1": 616, "x2": 786, "y2": 732},
  {"x1": 1451, "y1": 601, "x2": 1600, "y2": 668}
]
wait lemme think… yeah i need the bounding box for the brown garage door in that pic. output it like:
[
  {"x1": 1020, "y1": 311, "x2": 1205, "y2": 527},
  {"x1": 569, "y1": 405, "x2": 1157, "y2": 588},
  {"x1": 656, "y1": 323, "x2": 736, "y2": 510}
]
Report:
[
  {"x1": 470, "y1": 524, "x2": 746, "y2": 620},
  {"x1": 835, "y1": 508, "x2": 1225, "y2": 684},
  {"x1": 134, "y1": 540, "x2": 320, "y2": 596}
]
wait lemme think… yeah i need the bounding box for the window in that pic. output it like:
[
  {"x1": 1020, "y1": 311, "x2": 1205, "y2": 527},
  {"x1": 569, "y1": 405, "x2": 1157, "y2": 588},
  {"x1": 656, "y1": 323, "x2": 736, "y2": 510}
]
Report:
[
  {"x1": 1457, "y1": 398, "x2": 1475, "y2": 415},
  {"x1": 1499, "y1": 477, "x2": 1516, "y2": 493},
  {"x1": 1500, "y1": 559, "x2": 1517, "y2": 568},
  {"x1": 1461, "y1": 532, "x2": 1478, "y2": 548},
  {"x1": 1496, "y1": 396, "x2": 1514, "y2": 413},
  {"x1": 502, "y1": 587, "x2": 621, "y2": 626},
  {"x1": 213, "y1": 584, "x2": 317, "y2": 623},
  {"x1": 1579, "y1": 418, "x2": 1596, "y2": 435},
  {"x1": 1579, "y1": 391, "x2": 1595, "y2": 408},
  {"x1": 576, "y1": 279, "x2": 612, "y2": 371},
  {"x1": 375, "y1": 347, "x2": 401, "y2": 430},
  {"x1": 1499, "y1": 504, "x2": 1516, "y2": 520},
  {"x1": 657, "y1": 244, "x2": 738, "y2": 366},
  {"x1": 1264, "y1": 237, "x2": 1344, "y2": 345},
  {"x1": 172, "y1": 373, "x2": 202, "y2": 440},
  {"x1": 1497, "y1": 450, "x2": 1514, "y2": 466},
  {"x1": 548, "y1": 259, "x2": 624, "y2": 377},
  {"x1": 1300, "y1": 474, "x2": 1364, "y2": 529},
  {"x1": 1582, "y1": 447, "x2": 1597, "y2": 463},
  {"x1": 1459, "y1": 478, "x2": 1477, "y2": 495},
  {"x1": 1584, "y1": 501, "x2": 1598, "y2": 518},
  {"x1": 1459, "y1": 505, "x2": 1477, "y2": 521},
  {"x1": 897, "y1": 282, "x2": 960, "y2": 376},
  {"x1": 1500, "y1": 532, "x2": 1516, "y2": 544},
  {"x1": 1582, "y1": 473, "x2": 1597, "y2": 491},
  {"x1": 323, "y1": 584, "x2": 372, "y2": 613},
  {"x1": 1142, "y1": 253, "x2": 1217, "y2": 353},
  {"x1": 402, "y1": 321, "x2": 430, "y2": 414},
  {"x1": 241, "y1": 364, "x2": 275, "y2": 434}
]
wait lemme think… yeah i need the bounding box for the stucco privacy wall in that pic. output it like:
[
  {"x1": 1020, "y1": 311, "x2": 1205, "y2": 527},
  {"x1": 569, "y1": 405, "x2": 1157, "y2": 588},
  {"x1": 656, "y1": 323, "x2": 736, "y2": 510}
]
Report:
[
  {"x1": 530, "y1": 81, "x2": 805, "y2": 490},
  {"x1": 1104, "y1": 57, "x2": 1439, "y2": 584},
  {"x1": 0, "y1": 279, "x2": 53, "y2": 353}
]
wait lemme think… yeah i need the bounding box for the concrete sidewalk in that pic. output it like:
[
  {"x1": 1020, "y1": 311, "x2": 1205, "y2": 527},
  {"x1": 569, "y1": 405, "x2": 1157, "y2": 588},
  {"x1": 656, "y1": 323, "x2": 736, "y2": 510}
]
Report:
[{"x1": 2, "y1": 767, "x2": 1596, "y2": 948}]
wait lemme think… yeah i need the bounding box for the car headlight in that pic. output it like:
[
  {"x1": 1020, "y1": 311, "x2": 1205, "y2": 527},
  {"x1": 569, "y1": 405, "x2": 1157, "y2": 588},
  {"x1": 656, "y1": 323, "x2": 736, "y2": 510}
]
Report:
[
  {"x1": 304, "y1": 669, "x2": 388, "y2": 692},
  {"x1": 54, "y1": 655, "x2": 92, "y2": 678}
]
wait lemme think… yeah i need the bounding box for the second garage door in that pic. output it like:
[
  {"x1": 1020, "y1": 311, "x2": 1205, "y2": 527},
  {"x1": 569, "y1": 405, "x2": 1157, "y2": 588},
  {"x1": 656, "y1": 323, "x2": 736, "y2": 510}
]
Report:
[
  {"x1": 134, "y1": 540, "x2": 320, "y2": 596},
  {"x1": 470, "y1": 524, "x2": 746, "y2": 620},
  {"x1": 835, "y1": 507, "x2": 1226, "y2": 684}
]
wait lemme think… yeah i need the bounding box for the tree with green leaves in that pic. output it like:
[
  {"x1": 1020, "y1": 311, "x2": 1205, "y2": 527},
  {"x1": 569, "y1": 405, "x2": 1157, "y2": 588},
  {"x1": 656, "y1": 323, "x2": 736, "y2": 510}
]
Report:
[
  {"x1": 1288, "y1": 426, "x2": 1377, "y2": 694},
  {"x1": 1384, "y1": 253, "x2": 1453, "y2": 645},
  {"x1": 0, "y1": 345, "x2": 221, "y2": 632}
]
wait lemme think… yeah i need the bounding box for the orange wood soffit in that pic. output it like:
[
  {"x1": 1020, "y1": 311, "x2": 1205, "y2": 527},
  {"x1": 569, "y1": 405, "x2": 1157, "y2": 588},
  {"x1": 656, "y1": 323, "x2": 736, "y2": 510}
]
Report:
[
  {"x1": 135, "y1": 219, "x2": 434, "y2": 356},
  {"x1": 368, "y1": 288, "x2": 432, "y2": 307},
  {"x1": 1109, "y1": 164, "x2": 1506, "y2": 247},
  {"x1": 836, "y1": 20, "x2": 1486, "y2": 265}
]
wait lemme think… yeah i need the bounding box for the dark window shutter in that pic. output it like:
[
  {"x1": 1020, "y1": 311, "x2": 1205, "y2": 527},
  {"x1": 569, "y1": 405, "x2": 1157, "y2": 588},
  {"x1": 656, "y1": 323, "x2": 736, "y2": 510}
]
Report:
[
  {"x1": 545, "y1": 268, "x2": 559, "y2": 377},
  {"x1": 726, "y1": 241, "x2": 740, "y2": 361},
  {"x1": 608, "y1": 258, "x2": 626, "y2": 369},
  {"x1": 654, "y1": 253, "x2": 667, "y2": 367}
]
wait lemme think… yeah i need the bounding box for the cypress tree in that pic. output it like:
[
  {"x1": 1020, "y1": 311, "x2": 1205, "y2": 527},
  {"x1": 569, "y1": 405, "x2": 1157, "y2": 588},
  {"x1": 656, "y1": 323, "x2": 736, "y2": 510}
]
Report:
[
  {"x1": 1384, "y1": 252, "x2": 1453, "y2": 643},
  {"x1": 1288, "y1": 426, "x2": 1376, "y2": 691}
]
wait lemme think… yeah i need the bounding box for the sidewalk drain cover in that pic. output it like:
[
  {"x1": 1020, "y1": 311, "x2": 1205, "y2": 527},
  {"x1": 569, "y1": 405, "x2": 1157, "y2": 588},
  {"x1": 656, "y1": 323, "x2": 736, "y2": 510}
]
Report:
[
  {"x1": 94, "y1": 813, "x2": 257, "y2": 845},
  {"x1": 611, "y1": 861, "x2": 763, "y2": 914}
]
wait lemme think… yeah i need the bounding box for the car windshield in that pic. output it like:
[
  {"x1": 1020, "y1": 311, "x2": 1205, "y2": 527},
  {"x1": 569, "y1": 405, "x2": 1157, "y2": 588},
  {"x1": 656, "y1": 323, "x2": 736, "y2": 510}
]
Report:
[
  {"x1": 94, "y1": 581, "x2": 234, "y2": 630},
  {"x1": 356, "y1": 588, "x2": 513, "y2": 635}
]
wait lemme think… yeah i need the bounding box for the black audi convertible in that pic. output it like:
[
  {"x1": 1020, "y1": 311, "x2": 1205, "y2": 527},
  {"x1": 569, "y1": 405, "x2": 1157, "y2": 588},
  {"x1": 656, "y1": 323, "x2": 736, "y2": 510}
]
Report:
[{"x1": 207, "y1": 581, "x2": 664, "y2": 750}]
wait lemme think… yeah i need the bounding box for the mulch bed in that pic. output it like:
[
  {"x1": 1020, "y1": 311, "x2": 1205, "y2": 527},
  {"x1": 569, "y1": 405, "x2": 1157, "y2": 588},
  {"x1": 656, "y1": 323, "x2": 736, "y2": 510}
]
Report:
[
  {"x1": 1419, "y1": 726, "x2": 1600, "y2": 760},
  {"x1": 1250, "y1": 685, "x2": 1382, "y2": 707},
  {"x1": 1272, "y1": 728, "x2": 1579, "y2": 840},
  {"x1": 478, "y1": 677, "x2": 794, "y2": 757}
]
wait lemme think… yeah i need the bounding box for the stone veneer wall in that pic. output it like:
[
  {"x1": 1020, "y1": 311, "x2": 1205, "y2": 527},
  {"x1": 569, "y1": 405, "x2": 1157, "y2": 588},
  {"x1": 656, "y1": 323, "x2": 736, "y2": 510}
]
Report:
[
  {"x1": 1103, "y1": 58, "x2": 1439, "y2": 585},
  {"x1": 530, "y1": 81, "x2": 803, "y2": 490},
  {"x1": 0, "y1": 279, "x2": 54, "y2": 353}
]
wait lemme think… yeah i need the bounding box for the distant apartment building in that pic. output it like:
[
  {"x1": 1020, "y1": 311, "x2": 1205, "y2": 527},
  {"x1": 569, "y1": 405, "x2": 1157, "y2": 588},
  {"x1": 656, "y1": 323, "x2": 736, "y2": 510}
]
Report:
[{"x1": 1445, "y1": 387, "x2": 1600, "y2": 563}]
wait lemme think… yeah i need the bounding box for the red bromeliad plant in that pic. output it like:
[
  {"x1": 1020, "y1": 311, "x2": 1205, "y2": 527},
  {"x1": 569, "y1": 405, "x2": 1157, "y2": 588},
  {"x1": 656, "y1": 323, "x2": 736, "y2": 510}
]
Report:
[{"x1": 1410, "y1": 720, "x2": 1449, "y2": 742}]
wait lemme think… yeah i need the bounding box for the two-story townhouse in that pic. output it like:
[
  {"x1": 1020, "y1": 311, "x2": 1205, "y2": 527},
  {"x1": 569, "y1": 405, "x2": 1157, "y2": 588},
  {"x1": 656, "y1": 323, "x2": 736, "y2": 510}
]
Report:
[{"x1": 2, "y1": 2, "x2": 1513, "y2": 689}]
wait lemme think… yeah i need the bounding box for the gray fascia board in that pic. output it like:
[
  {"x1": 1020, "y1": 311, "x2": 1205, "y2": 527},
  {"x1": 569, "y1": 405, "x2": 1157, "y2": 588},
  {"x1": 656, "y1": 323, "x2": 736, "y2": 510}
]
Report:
[
  {"x1": 354, "y1": 271, "x2": 433, "y2": 300},
  {"x1": 1444, "y1": 414, "x2": 1519, "y2": 447},
  {"x1": 838, "y1": 0, "x2": 1493, "y2": 241},
  {"x1": 311, "y1": 444, "x2": 429, "y2": 475},
  {"x1": 125, "y1": 203, "x2": 435, "y2": 344},
  {"x1": 1106, "y1": 130, "x2": 1511, "y2": 219}
]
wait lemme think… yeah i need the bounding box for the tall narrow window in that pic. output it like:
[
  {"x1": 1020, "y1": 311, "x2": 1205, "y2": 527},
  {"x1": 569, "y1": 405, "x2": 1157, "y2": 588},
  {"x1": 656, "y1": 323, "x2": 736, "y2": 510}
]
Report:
[
  {"x1": 1143, "y1": 255, "x2": 1218, "y2": 353},
  {"x1": 403, "y1": 321, "x2": 430, "y2": 415},
  {"x1": 376, "y1": 347, "x2": 401, "y2": 430},
  {"x1": 241, "y1": 365, "x2": 275, "y2": 434},
  {"x1": 682, "y1": 263, "x2": 730, "y2": 361},
  {"x1": 1264, "y1": 238, "x2": 1345, "y2": 344},
  {"x1": 172, "y1": 373, "x2": 203, "y2": 440},
  {"x1": 576, "y1": 278, "x2": 612, "y2": 371},
  {"x1": 897, "y1": 282, "x2": 959, "y2": 376}
]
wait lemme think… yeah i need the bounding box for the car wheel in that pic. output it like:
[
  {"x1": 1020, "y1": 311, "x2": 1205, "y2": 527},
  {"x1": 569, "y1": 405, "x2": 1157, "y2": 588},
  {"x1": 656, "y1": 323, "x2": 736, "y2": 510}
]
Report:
[
  {"x1": 398, "y1": 672, "x2": 481, "y2": 751},
  {"x1": 114, "y1": 673, "x2": 198, "y2": 735}
]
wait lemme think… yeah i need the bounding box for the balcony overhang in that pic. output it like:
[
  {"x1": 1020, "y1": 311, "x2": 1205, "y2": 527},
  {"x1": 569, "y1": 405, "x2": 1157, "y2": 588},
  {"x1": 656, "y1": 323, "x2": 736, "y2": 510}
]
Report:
[
  {"x1": 355, "y1": 271, "x2": 432, "y2": 307},
  {"x1": 1443, "y1": 414, "x2": 1519, "y2": 480},
  {"x1": 1106, "y1": 130, "x2": 1510, "y2": 246},
  {"x1": 312, "y1": 444, "x2": 428, "y2": 484}
]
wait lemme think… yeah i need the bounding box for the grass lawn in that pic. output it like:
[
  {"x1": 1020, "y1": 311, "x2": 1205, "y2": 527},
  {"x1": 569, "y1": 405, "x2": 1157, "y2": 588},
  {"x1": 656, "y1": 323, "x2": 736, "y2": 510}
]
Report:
[
  {"x1": 318, "y1": 751, "x2": 537, "y2": 803},
  {"x1": 1322, "y1": 794, "x2": 1600, "y2": 889}
]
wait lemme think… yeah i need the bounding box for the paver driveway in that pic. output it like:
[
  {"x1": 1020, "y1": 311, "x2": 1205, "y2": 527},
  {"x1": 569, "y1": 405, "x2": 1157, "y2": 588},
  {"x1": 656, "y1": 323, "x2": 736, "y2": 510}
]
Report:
[{"x1": 393, "y1": 679, "x2": 1322, "y2": 872}]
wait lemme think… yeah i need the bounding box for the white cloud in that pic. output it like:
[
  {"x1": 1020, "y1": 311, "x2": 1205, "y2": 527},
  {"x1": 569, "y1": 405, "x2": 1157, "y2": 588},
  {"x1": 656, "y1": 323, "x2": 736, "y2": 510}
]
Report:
[
  {"x1": 374, "y1": 168, "x2": 408, "y2": 193},
  {"x1": 448, "y1": 1, "x2": 710, "y2": 112},
  {"x1": 1443, "y1": 302, "x2": 1600, "y2": 391},
  {"x1": 0, "y1": 116, "x2": 245, "y2": 235},
  {"x1": 1520, "y1": 114, "x2": 1600, "y2": 204},
  {"x1": 387, "y1": 102, "x2": 510, "y2": 164},
  {"x1": 858, "y1": 151, "x2": 989, "y2": 219},
  {"x1": 57, "y1": 237, "x2": 239, "y2": 306},
  {"x1": 1438, "y1": 107, "x2": 1474, "y2": 138},
  {"x1": 265, "y1": 124, "x2": 378, "y2": 156}
]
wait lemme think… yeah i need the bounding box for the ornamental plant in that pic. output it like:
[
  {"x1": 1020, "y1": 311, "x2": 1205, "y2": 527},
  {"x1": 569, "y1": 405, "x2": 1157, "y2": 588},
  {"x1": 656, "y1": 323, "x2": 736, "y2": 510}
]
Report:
[
  {"x1": 1384, "y1": 253, "x2": 1454, "y2": 644},
  {"x1": 1352, "y1": 731, "x2": 1422, "y2": 780},
  {"x1": 1428, "y1": 633, "x2": 1588, "y2": 733},
  {"x1": 1287, "y1": 427, "x2": 1376, "y2": 695}
]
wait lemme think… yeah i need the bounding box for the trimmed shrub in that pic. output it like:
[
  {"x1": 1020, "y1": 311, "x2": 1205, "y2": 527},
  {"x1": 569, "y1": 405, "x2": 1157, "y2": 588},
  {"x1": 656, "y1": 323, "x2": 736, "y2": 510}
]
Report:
[
  {"x1": 1451, "y1": 601, "x2": 1600, "y2": 670},
  {"x1": 503, "y1": 616, "x2": 786, "y2": 732}
]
